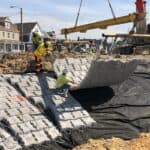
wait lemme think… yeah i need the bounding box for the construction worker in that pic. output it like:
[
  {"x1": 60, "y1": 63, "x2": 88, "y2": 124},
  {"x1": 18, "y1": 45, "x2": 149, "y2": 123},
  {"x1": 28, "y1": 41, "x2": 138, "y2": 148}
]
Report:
[
  {"x1": 88, "y1": 49, "x2": 93, "y2": 55},
  {"x1": 55, "y1": 69, "x2": 75, "y2": 97},
  {"x1": 34, "y1": 38, "x2": 53, "y2": 72},
  {"x1": 32, "y1": 32, "x2": 41, "y2": 51}
]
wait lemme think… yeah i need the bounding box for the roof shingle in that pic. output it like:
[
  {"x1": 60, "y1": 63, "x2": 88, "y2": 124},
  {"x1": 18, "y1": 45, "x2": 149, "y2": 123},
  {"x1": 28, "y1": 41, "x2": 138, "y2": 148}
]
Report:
[{"x1": 16, "y1": 22, "x2": 37, "y2": 34}]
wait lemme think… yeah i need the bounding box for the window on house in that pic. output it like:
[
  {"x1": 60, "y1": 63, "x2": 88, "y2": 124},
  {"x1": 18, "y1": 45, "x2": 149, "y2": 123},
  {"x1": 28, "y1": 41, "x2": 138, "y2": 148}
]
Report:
[
  {"x1": 0, "y1": 43, "x2": 4, "y2": 52},
  {"x1": 12, "y1": 33, "x2": 15, "y2": 39},
  {"x1": 6, "y1": 44, "x2": 11, "y2": 52},
  {"x1": 8, "y1": 33, "x2": 10, "y2": 38},
  {"x1": 5, "y1": 22, "x2": 10, "y2": 29},
  {"x1": 12, "y1": 44, "x2": 18, "y2": 50},
  {"x1": 2, "y1": 32, "x2": 5, "y2": 37}
]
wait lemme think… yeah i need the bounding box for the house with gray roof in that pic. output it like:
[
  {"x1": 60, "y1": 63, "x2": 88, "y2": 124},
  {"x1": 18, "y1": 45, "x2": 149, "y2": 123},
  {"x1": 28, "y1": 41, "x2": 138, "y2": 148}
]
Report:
[{"x1": 16, "y1": 22, "x2": 50, "y2": 43}]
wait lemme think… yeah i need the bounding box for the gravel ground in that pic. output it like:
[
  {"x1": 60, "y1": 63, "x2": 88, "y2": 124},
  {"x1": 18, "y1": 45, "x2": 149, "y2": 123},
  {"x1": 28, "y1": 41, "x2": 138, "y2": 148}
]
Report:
[{"x1": 73, "y1": 133, "x2": 150, "y2": 150}]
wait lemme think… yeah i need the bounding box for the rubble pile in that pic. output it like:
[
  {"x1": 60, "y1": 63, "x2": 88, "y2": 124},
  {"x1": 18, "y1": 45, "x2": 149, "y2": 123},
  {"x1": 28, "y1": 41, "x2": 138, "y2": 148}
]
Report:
[
  {"x1": 0, "y1": 53, "x2": 35, "y2": 73},
  {"x1": 0, "y1": 51, "x2": 87, "y2": 74}
]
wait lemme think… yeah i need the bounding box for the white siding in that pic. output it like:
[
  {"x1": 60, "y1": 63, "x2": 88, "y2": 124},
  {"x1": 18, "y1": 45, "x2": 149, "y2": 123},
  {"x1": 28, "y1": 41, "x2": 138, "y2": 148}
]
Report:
[{"x1": 0, "y1": 31, "x2": 19, "y2": 41}]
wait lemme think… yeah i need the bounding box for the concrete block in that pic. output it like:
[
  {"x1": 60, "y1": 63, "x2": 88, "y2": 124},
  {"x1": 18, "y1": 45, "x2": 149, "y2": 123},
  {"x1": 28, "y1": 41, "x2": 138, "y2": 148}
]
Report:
[
  {"x1": 25, "y1": 122, "x2": 36, "y2": 131},
  {"x1": 6, "y1": 109, "x2": 20, "y2": 116},
  {"x1": 0, "y1": 102, "x2": 9, "y2": 110},
  {"x1": 20, "y1": 133, "x2": 37, "y2": 146},
  {"x1": 71, "y1": 119, "x2": 85, "y2": 128},
  {"x1": 0, "y1": 127, "x2": 10, "y2": 138},
  {"x1": 33, "y1": 90, "x2": 42, "y2": 96},
  {"x1": 0, "y1": 127, "x2": 21, "y2": 150},
  {"x1": 11, "y1": 124, "x2": 23, "y2": 134},
  {"x1": 59, "y1": 112, "x2": 74, "y2": 120},
  {"x1": 3, "y1": 137, "x2": 21, "y2": 150},
  {"x1": 45, "y1": 127, "x2": 61, "y2": 139},
  {"x1": 32, "y1": 114, "x2": 46, "y2": 120},
  {"x1": 43, "y1": 119, "x2": 53, "y2": 128},
  {"x1": 32, "y1": 130, "x2": 49, "y2": 143},
  {"x1": 7, "y1": 116, "x2": 22, "y2": 124},
  {"x1": 59, "y1": 120, "x2": 73, "y2": 130},
  {"x1": 33, "y1": 120, "x2": 47, "y2": 130},
  {"x1": 18, "y1": 123, "x2": 31, "y2": 133},
  {"x1": 72, "y1": 110, "x2": 88, "y2": 119},
  {"x1": 0, "y1": 110, "x2": 7, "y2": 118},
  {"x1": 19, "y1": 107, "x2": 31, "y2": 114},
  {"x1": 7, "y1": 101, "x2": 21, "y2": 109},
  {"x1": 21, "y1": 114, "x2": 33, "y2": 122},
  {"x1": 82, "y1": 117, "x2": 96, "y2": 126}
]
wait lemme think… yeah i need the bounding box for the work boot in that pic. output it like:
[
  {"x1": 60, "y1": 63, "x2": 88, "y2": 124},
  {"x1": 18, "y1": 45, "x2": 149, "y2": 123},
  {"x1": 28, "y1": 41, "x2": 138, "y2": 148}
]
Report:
[{"x1": 35, "y1": 63, "x2": 42, "y2": 73}]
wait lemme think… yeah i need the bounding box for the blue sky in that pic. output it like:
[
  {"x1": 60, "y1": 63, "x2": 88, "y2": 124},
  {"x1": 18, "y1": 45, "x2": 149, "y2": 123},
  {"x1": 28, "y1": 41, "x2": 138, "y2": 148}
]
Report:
[{"x1": 0, "y1": 0, "x2": 150, "y2": 39}]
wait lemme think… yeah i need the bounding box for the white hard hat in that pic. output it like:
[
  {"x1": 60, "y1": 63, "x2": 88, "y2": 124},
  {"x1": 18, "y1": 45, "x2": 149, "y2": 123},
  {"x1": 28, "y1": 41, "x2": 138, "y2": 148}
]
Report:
[{"x1": 62, "y1": 69, "x2": 68, "y2": 74}]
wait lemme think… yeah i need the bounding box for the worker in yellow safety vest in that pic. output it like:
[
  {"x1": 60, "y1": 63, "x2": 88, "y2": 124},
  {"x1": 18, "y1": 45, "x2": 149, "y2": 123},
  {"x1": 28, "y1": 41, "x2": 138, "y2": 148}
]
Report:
[
  {"x1": 55, "y1": 69, "x2": 75, "y2": 97},
  {"x1": 88, "y1": 49, "x2": 93, "y2": 55},
  {"x1": 34, "y1": 38, "x2": 53, "y2": 72},
  {"x1": 32, "y1": 32, "x2": 41, "y2": 50}
]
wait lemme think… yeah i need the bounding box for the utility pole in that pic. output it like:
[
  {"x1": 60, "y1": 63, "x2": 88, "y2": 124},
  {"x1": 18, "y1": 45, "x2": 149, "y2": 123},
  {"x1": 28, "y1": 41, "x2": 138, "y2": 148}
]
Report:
[
  {"x1": 20, "y1": 8, "x2": 23, "y2": 44},
  {"x1": 10, "y1": 6, "x2": 23, "y2": 44}
]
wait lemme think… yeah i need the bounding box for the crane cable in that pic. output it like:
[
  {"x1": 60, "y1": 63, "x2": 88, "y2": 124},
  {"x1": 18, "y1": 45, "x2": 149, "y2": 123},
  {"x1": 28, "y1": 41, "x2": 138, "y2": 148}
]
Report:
[
  {"x1": 74, "y1": 0, "x2": 83, "y2": 27},
  {"x1": 107, "y1": 0, "x2": 116, "y2": 18},
  {"x1": 74, "y1": 0, "x2": 116, "y2": 27}
]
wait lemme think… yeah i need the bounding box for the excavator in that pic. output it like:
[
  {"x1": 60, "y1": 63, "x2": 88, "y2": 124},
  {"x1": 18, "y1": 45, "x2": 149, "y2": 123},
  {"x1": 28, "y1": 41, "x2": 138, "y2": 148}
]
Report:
[{"x1": 53, "y1": 0, "x2": 147, "y2": 90}]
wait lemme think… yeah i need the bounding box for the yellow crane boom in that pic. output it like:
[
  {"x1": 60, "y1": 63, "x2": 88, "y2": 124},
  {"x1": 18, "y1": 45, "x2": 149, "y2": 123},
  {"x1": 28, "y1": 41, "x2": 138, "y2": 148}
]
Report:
[{"x1": 61, "y1": 13, "x2": 145, "y2": 35}]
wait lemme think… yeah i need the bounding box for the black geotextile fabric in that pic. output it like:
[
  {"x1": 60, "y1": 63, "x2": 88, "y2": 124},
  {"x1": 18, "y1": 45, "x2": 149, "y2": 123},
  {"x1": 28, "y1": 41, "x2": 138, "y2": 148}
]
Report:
[
  {"x1": 27, "y1": 72, "x2": 150, "y2": 150},
  {"x1": 71, "y1": 73, "x2": 150, "y2": 139}
]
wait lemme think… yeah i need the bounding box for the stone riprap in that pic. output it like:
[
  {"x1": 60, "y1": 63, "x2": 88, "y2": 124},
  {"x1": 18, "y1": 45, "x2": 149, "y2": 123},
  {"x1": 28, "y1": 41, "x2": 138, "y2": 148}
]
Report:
[
  {"x1": 5, "y1": 74, "x2": 96, "y2": 131},
  {"x1": 53, "y1": 57, "x2": 138, "y2": 89},
  {"x1": 0, "y1": 77, "x2": 61, "y2": 149}
]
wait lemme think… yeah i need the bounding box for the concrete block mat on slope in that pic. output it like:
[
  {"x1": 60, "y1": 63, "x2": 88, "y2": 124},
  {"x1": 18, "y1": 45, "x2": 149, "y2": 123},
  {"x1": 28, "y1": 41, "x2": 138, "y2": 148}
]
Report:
[
  {"x1": 0, "y1": 77, "x2": 61, "y2": 148},
  {"x1": 6, "y1": 74, "x2": 96, "y2": 131}
]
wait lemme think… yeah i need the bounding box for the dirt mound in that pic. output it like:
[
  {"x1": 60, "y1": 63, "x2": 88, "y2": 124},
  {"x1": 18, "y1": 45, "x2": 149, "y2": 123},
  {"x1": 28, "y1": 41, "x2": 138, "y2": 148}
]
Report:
[
  {"x1": 73, "y1": 133, "x2": 150, "y2": 150},
  {"x1": 0, "y1": 52, "x2": 53, "y2": 74},
  {"x1": 0, "y1": 50, "x2": 92, "y2": 74}
]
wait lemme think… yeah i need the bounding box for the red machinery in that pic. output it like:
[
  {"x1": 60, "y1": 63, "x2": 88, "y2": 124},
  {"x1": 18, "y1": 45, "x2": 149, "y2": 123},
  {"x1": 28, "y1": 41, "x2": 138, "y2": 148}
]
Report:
[{"x1": 136, "y1": 0, "x2": 146, "y2": 13}]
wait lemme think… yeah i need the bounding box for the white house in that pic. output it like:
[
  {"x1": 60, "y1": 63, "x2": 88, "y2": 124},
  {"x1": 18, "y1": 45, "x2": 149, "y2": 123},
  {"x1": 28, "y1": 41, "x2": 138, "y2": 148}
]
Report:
[
  {"x1": 16, "y1": 22, "x2": 50, "y2": 43},
  {"x1": 0, "y1": 17, "x2": 24, "y2": 53}
]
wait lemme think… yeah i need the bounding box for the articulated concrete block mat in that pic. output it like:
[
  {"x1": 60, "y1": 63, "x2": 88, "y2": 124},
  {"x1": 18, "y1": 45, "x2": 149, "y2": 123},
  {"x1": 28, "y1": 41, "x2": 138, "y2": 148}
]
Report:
[
  {"x1": 0, "y1": 78, "x2": 61, "y2": 148},
  {"x1": 0, "y1": 127, "x2": 21, "y2": 150},
  {"x1": 53, "y1": 57, "x2": 138, "y2": 89},
  {"x1": 6, "y1": 74, "x2": 96, "y2": 131}
]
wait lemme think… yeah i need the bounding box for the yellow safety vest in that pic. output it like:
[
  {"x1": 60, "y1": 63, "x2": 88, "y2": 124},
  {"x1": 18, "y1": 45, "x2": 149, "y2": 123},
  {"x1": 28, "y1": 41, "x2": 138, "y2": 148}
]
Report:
[
  {"x1": 88, "y1": 49, "x2": 93, "y2": 55},
  {"x1": 32, "y1": 34, "x2": 41, "y2": 44},
  {"x1": 34, "y1": 42, "x2": 52, "y2": 59},
  {"x1": 55, "y1": 75, "x2": 71, "y2": 88}
]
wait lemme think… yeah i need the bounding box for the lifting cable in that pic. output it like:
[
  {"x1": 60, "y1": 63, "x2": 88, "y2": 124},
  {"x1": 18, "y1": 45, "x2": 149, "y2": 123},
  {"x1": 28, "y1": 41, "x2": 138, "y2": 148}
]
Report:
[
  {"x1": 74, "y1": 0, "x2": 116, "y2": 27},
  {"x1": 74, "y1": 0, "x2": 83, "y2": 27},
  {"x1": 107, "y1": 0, "x2": 116, "y2": 18}
]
